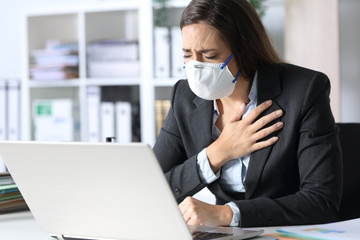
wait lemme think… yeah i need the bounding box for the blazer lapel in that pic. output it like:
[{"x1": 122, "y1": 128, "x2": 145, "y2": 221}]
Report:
[
  {"x1": 187, "y1": 97, "x2": 214, "y2": 150},
  {"x1": 245, "y1": 64, "x2": 283, "y2": 199}
]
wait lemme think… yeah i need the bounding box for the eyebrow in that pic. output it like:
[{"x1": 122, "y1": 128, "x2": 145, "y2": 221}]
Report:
[{"x1": 182, "y1": 48, "x2": 216, "y2": 53}]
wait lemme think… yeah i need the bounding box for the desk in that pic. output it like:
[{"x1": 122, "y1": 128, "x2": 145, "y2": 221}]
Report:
[
  {"x1": 0, "y1": 211, "x2": 52, "y2": 240},
  {"x1": 0, "y1": 211, "x2": 276, "y2": 240}
]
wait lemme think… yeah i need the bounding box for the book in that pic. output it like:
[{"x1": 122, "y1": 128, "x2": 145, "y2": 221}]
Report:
[
  {"x1": 31, "y1": 54, "x2": 78, "y2": 67},
  {"x1": 0, "y1": 192, "x2": 23, "y2": 202},
  {"x1": 30, "y1": 66, "x2": 79, "y2": 80},
  {"x1": 155, "y1": 100, "x2": 171, "y2": 137},
  {"x1": 0, "y1": 198, "x2": 28, "y2": 214},
  {"x1": 0, "y1": 184, "x2": 18, "y2": 195},
  {"x1": 30, "y1": 41, "x2": 79, "y2": 81},
  {"x1": 0, "y1": 173, "x2": 14, "y2": 186}
]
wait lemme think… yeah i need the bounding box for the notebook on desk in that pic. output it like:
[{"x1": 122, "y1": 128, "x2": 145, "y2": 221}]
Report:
[{"x1": 0, "y1": 141, "x2": 263, "y2": 240}]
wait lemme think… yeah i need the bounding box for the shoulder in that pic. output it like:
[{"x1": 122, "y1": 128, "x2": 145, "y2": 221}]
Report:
[
  {"x1": 277, "y1": 63, "x2": 330, "y2": 88},
  {"x1": 172, "y1": 79, "x2": 194, "y2": 99},
  {"x1": 170, "y1": 80, "x2": 198, "y2": 107}
]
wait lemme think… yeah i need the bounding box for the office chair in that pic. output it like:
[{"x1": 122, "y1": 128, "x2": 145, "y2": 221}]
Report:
[{"x1": 336, "y1": 123, "x2": 360, "y2": 221}]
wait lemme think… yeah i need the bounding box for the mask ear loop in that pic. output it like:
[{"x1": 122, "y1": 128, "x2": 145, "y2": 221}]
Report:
[
  {"x1": 220, "y1": 53, "x2": 240, "y2": 83},
  {"x1": 232, "y1": 71, "x2": 241, "y2": 83},
  {"x1": 220, "y1": 53, "x2": 234, "y2": 70}
]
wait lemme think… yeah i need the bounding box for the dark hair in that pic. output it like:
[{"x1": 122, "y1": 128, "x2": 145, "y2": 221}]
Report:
[{"x1": 180, "y1": 0, "x2": 282, "y2": 79}]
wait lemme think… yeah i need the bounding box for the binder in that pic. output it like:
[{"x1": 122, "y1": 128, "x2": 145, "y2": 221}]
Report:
[
  {"x1": 115, "y1": 101, "x2": 132, "y2": 143},
  {"x1": 100, "y1": 102, "x2": 115, "y2": 141},
  {"x1": 0, "y1": 156, "x2": 6, "y2": 173},
  {"x1": 171, "y1": 26, "x2": 186, "y2": 79},
  {"x1": 7, "y1": 79, "x2": 20, "y2": 141},
  {"x1": 0, "y1": 79, "x2": 6, "y2": 140},
  {"x1": 154, "y1": 27, "x2": 170, "y2": 78},
  {"x1": 87, "y1": 86, "x2": 101, "y2": 142}
]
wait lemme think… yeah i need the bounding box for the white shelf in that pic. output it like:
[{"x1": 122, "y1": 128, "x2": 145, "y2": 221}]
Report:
[
  {"x1": 85, "y1": 78, "x2": 141, "y2": 86},
  {"x1": 28, "y1": 79, "x2": 81, "y2": 88},
  {"x1": 20, "y1": 0, "x2": 189, "y2": 145}
]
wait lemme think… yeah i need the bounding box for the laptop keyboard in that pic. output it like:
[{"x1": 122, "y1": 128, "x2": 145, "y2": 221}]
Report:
[{"x1": 192, "y1": 231, "x2": 232, "y2": 240}]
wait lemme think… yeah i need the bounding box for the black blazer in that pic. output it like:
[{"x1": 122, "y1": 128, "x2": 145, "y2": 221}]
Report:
[{"x1": 153, "y1": 63, "x2": 343, "y2": 227}]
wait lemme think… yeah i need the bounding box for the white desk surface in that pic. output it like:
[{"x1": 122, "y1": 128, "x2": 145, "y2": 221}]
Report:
[{"x1": 0, "y1": 211, "x2": 277, "y2": 240}]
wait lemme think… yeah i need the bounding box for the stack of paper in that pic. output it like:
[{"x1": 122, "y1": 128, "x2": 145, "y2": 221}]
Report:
[
  {"x1": 87, "y1": 39, "x2": 139, "y2": 78},
  {"x1": 0, "y1": 173, "x2": 28, "y2": 213}
]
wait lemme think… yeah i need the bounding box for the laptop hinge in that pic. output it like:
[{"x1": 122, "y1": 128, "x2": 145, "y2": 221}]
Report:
[{"x1": 51, "y1": 234, "x2": 65, "y2": 240}]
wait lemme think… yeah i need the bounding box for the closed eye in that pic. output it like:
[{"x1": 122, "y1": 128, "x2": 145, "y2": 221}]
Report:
[{"x1": 205, "y1": 55, "x2": 217, "y2": 60}]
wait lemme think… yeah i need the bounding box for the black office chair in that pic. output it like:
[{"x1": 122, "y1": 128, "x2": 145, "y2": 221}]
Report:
[{"x1": 337, "y1": 123, "x2": 360, "y2": 221}]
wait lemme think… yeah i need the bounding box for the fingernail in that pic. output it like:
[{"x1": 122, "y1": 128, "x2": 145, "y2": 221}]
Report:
[
  {"x1": 266, "y1": 100, "x2": 272, "y2": 106},
  {"x1": 276, "y1": 110, "x2": 283, "y2": 116},
  {"x1": 240, "y1": 103, "x2": 245, "y2": 110},
  {"x1": 276, "y1": 122, "x2": 284, "y2": 128}
]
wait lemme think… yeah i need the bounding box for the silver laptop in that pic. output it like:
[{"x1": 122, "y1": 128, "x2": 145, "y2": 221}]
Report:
[{"x1": 0, "y1": 141, "x2": 263, "y2": 240}]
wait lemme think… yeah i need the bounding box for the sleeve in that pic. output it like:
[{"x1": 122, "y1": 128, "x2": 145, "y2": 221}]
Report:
[
  {"x1": 235, "y1": 72, "x2": 343, "y2": 227},
  {"x1": 197, "y1": 148, "x2": 221, "y2": 184},
  {"x1": 153, "y1": 81, "x2": 207, "y2": 203},
  {"x1": 226, "y1": 202, "x2": 241, "y2": 226}
]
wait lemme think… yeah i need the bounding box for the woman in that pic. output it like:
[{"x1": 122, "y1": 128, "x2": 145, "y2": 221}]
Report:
[{"x1": 153, "y1": 0, "x2": 342, "y2": 227}]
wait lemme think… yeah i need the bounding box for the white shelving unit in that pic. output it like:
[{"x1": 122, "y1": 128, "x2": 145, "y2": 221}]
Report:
[{"x1": 20, "y1": 0, "x2": 190, "y2": 146}]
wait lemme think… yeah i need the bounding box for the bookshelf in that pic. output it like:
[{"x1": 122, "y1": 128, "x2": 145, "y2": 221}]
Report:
[{"x1": 20, "y1": 0, "x2": 190, "y2": 146}]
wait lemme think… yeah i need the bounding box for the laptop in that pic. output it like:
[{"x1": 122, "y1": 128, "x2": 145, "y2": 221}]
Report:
[{"x1": 0, "y1": 141, "x2": 263, "y2": 240}]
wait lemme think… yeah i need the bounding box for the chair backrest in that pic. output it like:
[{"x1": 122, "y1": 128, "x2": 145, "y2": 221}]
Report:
[{"x1": 336, "y1": 123, "x2": 360, "y2": 221}]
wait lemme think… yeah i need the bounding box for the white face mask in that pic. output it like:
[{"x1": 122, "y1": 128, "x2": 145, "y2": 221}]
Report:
[{"x1": 184, "y1": 53, "x2": 240, "y2": 100}]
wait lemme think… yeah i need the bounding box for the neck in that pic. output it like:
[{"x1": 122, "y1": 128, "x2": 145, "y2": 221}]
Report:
[{"x1": 217, "y1": 75, "x2": 253, "y2": 112}]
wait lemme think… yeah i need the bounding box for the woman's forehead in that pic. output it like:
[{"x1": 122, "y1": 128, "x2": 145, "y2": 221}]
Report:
[{"x1": 182, "y1": 23, "x2": 226, "y2": 50}]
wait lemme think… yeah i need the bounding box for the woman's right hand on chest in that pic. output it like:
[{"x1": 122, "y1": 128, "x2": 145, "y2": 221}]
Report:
[{"x1": 206, "y1": 100, "x2": 284, "y2": 172}]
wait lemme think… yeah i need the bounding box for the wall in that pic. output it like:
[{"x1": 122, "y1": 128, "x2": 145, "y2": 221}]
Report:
[
  {"x1": 285, "y1": 0, "x2": 341, "y2": 121},
  {"x1": 340, "y1": 0, "x2": 360, "y2": 122},
  {"x1": 262, "y1": 0, "x2": 285, "y2": 59},
  {"x1": 0, "y1": 0, "x2": 20, "y2": 78}
]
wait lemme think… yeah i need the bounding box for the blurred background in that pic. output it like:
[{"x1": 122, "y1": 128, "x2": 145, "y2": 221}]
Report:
[{"x1": 0, "y1": 0, "x2": 359, "y2": 146}]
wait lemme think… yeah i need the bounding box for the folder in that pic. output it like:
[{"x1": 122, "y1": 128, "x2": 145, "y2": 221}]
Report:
[
  {"x1": 7, "y1": 79, "x2": 20, "y2": 141},
  {"x1": 100, "y1": 102, "x2": 115, "y2": 141},
  {"x1": 87, "y1": 86, "x2": 101, "y2": 142},
  {"x1": 171, "y1": 26, "x2": 186, "y2": 79},
  {"x1": 0, "y1": 79, "x2": 6, "y2": 140},
  {"x1": 115, "y1": 101, "x2": 132, "y2": 143},
  {"x1": 154, "y1": 27, "x2": 170, "y2": 78}
]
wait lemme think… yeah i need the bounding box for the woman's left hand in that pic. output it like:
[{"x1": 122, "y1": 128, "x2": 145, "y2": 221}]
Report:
[{"x1": 179, "y1": 196, "x2": 233, "y2": 226}]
